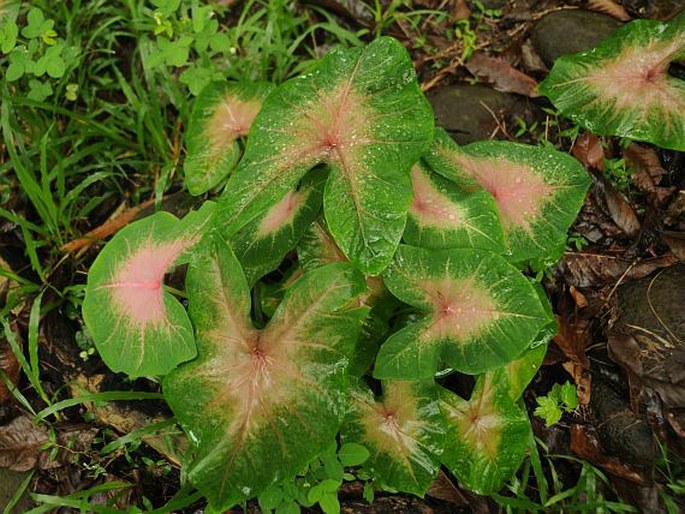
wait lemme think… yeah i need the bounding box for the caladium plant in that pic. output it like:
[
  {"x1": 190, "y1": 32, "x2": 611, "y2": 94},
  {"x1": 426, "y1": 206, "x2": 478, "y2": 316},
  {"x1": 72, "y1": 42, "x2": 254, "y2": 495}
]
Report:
[
  {"x1": 184, "y1": 81, "x2": 273, "y2": 195},
  {"x1": 82, "y1": 202, "x2": 214, "y2": 377},
  {"x1": 212, "y1": 36, "x2": 434, "y2": 275},
  {"x1": 81, "y1": 34, "x2": 604, "y2": 512},
  {"x1": 539, "y1": 13, "x2": 685, "y2": 151}
]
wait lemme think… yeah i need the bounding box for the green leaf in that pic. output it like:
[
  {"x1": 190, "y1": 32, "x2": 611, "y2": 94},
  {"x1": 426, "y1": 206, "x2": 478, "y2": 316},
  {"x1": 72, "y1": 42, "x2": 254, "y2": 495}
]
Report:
[
  {"x1": 258, "y1": 485, "x2": 283, "y2": 511},
  {"x1": 82, "y1": 202, "x2": 215, "y2": 377},
  {"x1": 342, "y1": 380, "x2": 445, "y2": 496},
  {"x1": 538, "y1": 15, "x2": 685, "y2": 151},
  {"x1": 5, "y1": 59, "x2": 23, "y2": 81},
  {"x1": 534, "y1": 395, "x2": 563, "y2": 427},
  {"x1": 214, "y1": 37, "x2": 434, "y2": 275},
  {"x1": 45, "y1": 55, "x2": 65, "y2": 78},
  {"x1": 440, "y1": 374, "x2": 530, "y2": 495},
  {"x1": 163, "y1": 241, "x2": 368, "y2": 511},
  {"x1": 1, "y1": 19, "x2": 18, "y2": 54},
  {"x1": 276, "y1": 500, "x2": 300, "y2": 514},
  {"x1": 338, "y1": 442, "x2": 370, "y2": 467},
  {"x1": 21, "y1": 7, "x2": 44, "y2": 38},
  {"x1": 374, "y1": 245, "x2": 551, "y2": 379},
  {"x1": 184, "y1": 81, "x2": 273, "y2": 195},
  {"x1": 424, "y1": 129, "x2": 591, "y2": 264},
  {"x1": 179, "y1": 65, "x2": 221, "y2": 96},
  {"x1": 228, "y1": 172, "x2": 325, "y2": 285},
  {"x1": 319, "y1": 492, "x2": 340, "y2": 514},
  {"x1": 27, "y1": 79, "x2": 52, "y2": 102},
  {"x1": 404, "y1": 161, "x2": 504, "y2": 252},
  {"x1": 559, "y1": 381, "x2": 578, "y2": 410},
  {"x1": 0, "y1": 0, "x2": 20, "y2": 23}
]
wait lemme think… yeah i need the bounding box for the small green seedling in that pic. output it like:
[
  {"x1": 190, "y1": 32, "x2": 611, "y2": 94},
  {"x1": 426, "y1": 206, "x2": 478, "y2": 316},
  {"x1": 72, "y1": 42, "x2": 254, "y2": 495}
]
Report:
[{"x1": 534, "y1": 381, "x2": 579, "y2": 427}]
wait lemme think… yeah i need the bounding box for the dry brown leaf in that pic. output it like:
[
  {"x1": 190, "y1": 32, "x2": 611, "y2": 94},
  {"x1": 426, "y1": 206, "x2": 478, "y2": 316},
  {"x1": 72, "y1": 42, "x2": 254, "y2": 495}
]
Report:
[
  {"x1": 569, "y1": 285, "x2": 589, "y2": 308},
  {"x1": 451, "y1": 0, "x2": 471, "y2": 21},
  {"x1": 553, "y1": 314, "x2": 592, "y2": 404},
  {"x1": 597, "y1": 177, "x2": 640, "y2": 236},
  {"x1": 663, "y1": 231, "x2": 685, "y2": 262},
  {"x1": 572, "y1": 132, "x2": 605, "y2": 170},
  {"x1": 624, "y1": 143, "x2": 674, "y2": 206},
  {"x1": 560, "y1": 252, "x2": 678, "y2": 288},
  {"x1": 587, "y1": 0, "x2": 631, "y2": 21},
  {"x1": 0, "y1": 416, "x2": 96, "y2": 472},
  {"x1": 465, "y1": 52, "x2": 540, "y2": 97}
]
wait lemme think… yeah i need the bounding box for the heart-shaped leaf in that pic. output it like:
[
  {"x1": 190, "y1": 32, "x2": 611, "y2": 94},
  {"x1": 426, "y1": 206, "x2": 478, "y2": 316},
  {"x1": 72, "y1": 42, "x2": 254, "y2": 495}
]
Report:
[
  {"x1": 229, "y1": 171, "x2": 325, "y2": 285},
  {"x1": 374, "y1": 245, "x2": 551, "y2": 379},
  {"x1": 538, "y1": 15, "x2": 685, "y2": 151},
  {"x1": 342, "y1": 380, "x2": 445, "y2": 495},
  {"x1": 213, "y1": 37, "x2": 434, "y2": 274},
  {"x1": 439, "y1": 375, "x2": 530, "y2": 495},
  {"x1": 404, "y1": 161, "x2": 504, "y2": 252},
  {"x1": 163, "y1": 239, "x2": 368, "y2": 511},
  {"x1": 184, "y1": 81, "x2": 273, "y2": 195},
  {"x1": 424, "y1": 129, "x2": 591, "y2": 263},
  {"x1": 82, "y1": 202, "x2": 215, "y2": 377}
]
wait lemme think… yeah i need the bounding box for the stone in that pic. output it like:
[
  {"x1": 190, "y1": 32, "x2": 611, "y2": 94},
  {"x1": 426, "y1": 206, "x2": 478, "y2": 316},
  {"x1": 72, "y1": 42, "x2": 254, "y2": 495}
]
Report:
[
  {"x1": 427, "y1": 84, "x2": 541, "y2": 145},
  {"x1": 531, "y1": 10, "x2": 624, "y2": 68}
]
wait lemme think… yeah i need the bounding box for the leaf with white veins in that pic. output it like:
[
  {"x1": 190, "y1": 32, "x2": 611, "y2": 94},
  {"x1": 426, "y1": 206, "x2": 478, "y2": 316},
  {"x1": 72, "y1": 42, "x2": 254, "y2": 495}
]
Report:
[
  {"x1": 82, "y1": 202, "x2": 215, "y2": 377},
  {"x1": 424, "y1": 129, "x2": 590, "y2": 263},
  {"x1": 184, "y1": 81, "x2": 273, "y2": 195},
  {"x1": 214, "y1": 37, "x2": 434, "y2": 274},
  {"x1": 163, "y1": 240, "x2": 368, "y2": 511},
  {"x1": 538, "y1": 15, "x2": 685, "y2": 151},
  {"x1": 374, "y1": 245, "x2": 551, "y2": 379},
  {"x1": 342, "y1": 379, "x2": 445, "y2": 495}
]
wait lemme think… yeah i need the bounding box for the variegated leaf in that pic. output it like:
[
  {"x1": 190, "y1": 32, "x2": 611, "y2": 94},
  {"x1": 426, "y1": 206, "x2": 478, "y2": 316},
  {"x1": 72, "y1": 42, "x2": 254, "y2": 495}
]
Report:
[
  {"x1": 184, "y1": 81, "x2": 273, "y2": 195},
  {"x1": 374, "y1": 245, "x2": 551, "y2": 379},
  {"x1": 163, "y1": 240, "x2": 368, "y2": 511},
  {"x1": 440, "y1": 374, "x2": 530, "y2": 495},
  {"x1": 213, "y1": 37, "x2": 434, "y2": 274},
  {"x1": 404, "y1": 161, "x2": 504, "y2": 252},
  {"x1": 539, "y1": 15, "x2": 685, "y2": 151},
  {"x1": 342, "y1": 380, "x2": 445, "y2": 495},
  {"x1": 82, "y1": 202, "x2": 215, "y2": 377},
  {"x1": 424, "y1": 129, "x2": 591, "y2": 263}
]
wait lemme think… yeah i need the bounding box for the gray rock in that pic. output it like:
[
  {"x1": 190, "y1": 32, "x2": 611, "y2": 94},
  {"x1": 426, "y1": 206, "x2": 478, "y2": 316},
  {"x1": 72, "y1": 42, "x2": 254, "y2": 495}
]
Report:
[
  {"x1": 532, "y1": 9, "x2": 624, "y2": 68},
  {"x1": 427, "y1": 84, "x2": 541, "y2": 145}
]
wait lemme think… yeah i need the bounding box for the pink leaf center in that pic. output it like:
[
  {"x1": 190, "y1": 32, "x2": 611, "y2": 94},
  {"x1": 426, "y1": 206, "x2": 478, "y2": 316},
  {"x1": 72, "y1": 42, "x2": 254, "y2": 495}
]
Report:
[
  {"x1": 105, "y1": 241, "x2": 187, "y2": 327},
  {"x1": 447, "y1": 152, "x2": 555, "y2": 231},
  {"x1": 257, "y1": 189, "x2": 307, "y2": 236},
  {"x1": 409, "y1": 166, "x2": 464, "y2": 226},
  {"x1": 424, "y1": 277, "x2": 499, "y2": 340},
  {"x1": 584, "y1": 36, "x2": 685, "y2": 118}
]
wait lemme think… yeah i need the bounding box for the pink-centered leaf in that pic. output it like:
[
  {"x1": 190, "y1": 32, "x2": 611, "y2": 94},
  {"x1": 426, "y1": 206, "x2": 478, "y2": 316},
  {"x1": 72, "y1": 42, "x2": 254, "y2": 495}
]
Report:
[
  {"x1": 213, "y1": 37, "x2": 434, "y2": 274},
  {"x1": 342, "y1": 379, "x2": 445, "y2": 495},
  {"x1": 424, "y1": 129, "x2": 591, "y2": 263},
  {"x1": 538, "y1": 15, "x2": 685, "y2": 151},
  {"x1": 404, "y1": 162, "x2": 504, "y2": 252},
  {"x1": 374, "y1": 245, "x2": 551, "y2": 379},
  {"x1": 163, "y1": 239, "x2": 368, "y2": 511},
  {"x1": 82, "y1": 202, "x2": 215, "y2": 377},
  {"x1": 228, "y1": 172, "x2": 326, "y2": 285},
  {"x1": 439, "y1": 374, "x2": 530, "y2": 495},
  {"x1": 184, "y1": 81, "x2": 273, "y2": 196}
]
